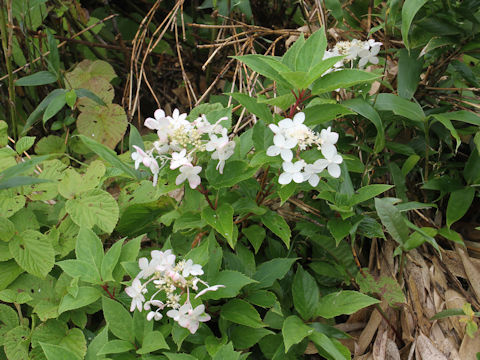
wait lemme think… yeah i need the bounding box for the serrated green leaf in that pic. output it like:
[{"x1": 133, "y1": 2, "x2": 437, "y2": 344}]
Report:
[
  {"x1": 15, "y1": 136, "x2": 36, "y2": 154},
  {"x1": 221, "y1": 299, "x2": 265, "y2": 328},
  {"x1": 40, "y1": 342, "x2": 82, "y2": 360},
  {"x1": 251, "y1": 257, "x2": 297, "y2": 289},
  {"x1": 311, "y1": 69, "x2": 379, "y2": 95},
  {"x1": 242, "y1": 225, "x2": 266, "y2": 254},
  {"x1": 9, "y1": 230, "x2": 54, "y2": 278},
  {"x1": 66, "y1": 189, "x2": 119, "y2": 233},
  {"x1": 136, "y1": 331, "x2": 169, "y2": 354},
  {"x1": 200, "y1": 270, "x2": 256, "y2": 300},
  {"x1": 316, "y1": 290, "x2": 379, "y2": 318},
  {"x1": 102, "y1": 296, "x2": 134, "y2": 342},
  {"x1": 101, "y1": 239, "x2": 124, "y2": 282},
  {"x1": 58, "y1": 286, "x2": 102, "y2": 314},
  {"x1": 282, "y1": 315, "x2": 313, "y2": 352},
  {"x1": 98, "y1": 340, "x2": 135, "y2": 355}
]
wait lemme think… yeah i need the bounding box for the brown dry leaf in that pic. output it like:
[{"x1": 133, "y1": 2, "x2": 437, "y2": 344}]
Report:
[
  {"x1": 445, "y1": 289, "x2": 466, "y2": 338},
  {"x1": 372, "y1": 329, "x2": 387, "y2": 360},
  {"x1": 456, "y1": 244, "x2": 480, "y2": 303},
  {"x1": 400, "y1": 304, "x2": 416, "y2": 343},
  {"x1": 459, "y1": 331, "x2": 480, "y2": 360},
  {"x1": 304, "y1": 342, "x2": 317, "y2": 355},
  {"x1": 356, "y1": 305, "x2": 385, "y2": 356},
  {"x1": 385, "y1": 339, "x2": 401, "y2": 360},
  {"x1": 416, "y1": 333, "x2": 448, "y2": 360}
]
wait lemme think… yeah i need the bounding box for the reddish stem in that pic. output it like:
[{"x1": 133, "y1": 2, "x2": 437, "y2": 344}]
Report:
[
  {"x1": 197, "y1": 184, "x2": 216, "y2": 210},
  {"x1": 101, "y1": 284, "x2": 116, "y2": 299}
]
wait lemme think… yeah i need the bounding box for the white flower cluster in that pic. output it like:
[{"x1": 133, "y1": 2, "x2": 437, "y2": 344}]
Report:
[
  {"x1": 125, "y1": 249, "x2": 224, "y2": 334},
  {"x1": 324, "y1": 39, "x2": 382, "y2": 70},
  {"x1": 266, "y1": 112, "x2": 343, "y2": 186},
  {"x1": 131, "y1": 108, "x2": 235, "y2": 188}
]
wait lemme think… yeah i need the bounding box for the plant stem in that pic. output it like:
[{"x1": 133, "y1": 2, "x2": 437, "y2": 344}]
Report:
[
  {"x1": 197, "y1": 184, "x2": 216, "y2": 210},
  {"x1": 101, "y1": 284, "x2": 116, "y2": 299},
  {"x1": 0, "y1": 0, "x2": 17, "y2": 139}
]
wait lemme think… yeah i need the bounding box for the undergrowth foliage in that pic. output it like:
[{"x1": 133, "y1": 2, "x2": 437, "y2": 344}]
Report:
[{"x1": 0, "y1": 0, "x2": 480, "y2": 359}]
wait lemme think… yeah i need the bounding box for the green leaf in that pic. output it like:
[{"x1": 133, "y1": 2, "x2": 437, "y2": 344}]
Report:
[
  {"x1": 58, "y1": 286, "x2": 102, "y2": 314},
  {"x1": 77, "y1": 103, "x2": 128, "y2": 149},
  {"x1": 446, "y1": 187, "x2": 475, "y2": 228},
  {"x1": 0, "y1": 154, "x2": 50, "y2": 181},
  {"x1": 46, "y1": 29, "x2": 60, "y2": 74},
  {"x1": 56, "y1": 259, "x2": 101, "y2": 284},
  {"x1": 206, "y1": 160, "x2": 256, "y2": 189},
  {"x1": 101, "y1": 239, "x2": 124, "y2": 282},
  {"x1": 5, "y1": 326, "x2": 30, "y2": 360},
  {"x1": 0, "y1": 216, "x2": 15, "y2": 241},
  {"x1": 65, "y1": 89, "x2": 77, "y2": 109},
  {"x1": 375, "y1": 197, "x2": 409, "y2": 245},
  {"x1": 303, "y1": 104, "x2": 355, "y2": 127},
  {"x1": 228, "y1": 92, "x2": 272, "y2": 122},
  {"x1": 252, "y1": 257, "x2": 297, "y2": 289},
  {"x1": 15, "y1": 71, "x2": 57, "y2": 86},
  {"x1": 76, "y1": 227, "x2": 104, "y2": 270},
  {"x1": 66, "y1": 189, "x2": 119, "y2": 233},
  {"x1": 0, "y1": 304, "x2": 19, "y2": 341},
  {"x1": 282, "y1": 315, "x2": 313, "y2": 353},
  {"x1": 85, "y1": 326, "x2": 108, "y2": 360},
  {"x1": 327, "y1": 218, "x2": 352, "y2": 245},
  {"x1": 212, "y1": 342, "x2": 241, "y2": 360},
  {"x1": 98, "y1": 340, "x2": 134, "y2": 355},
  {"x1": 242, "y1": 225, "x2": 266, "y2": 253},
  {"x1": 282, "y1": 33, "x2": 305, "y2": 70},
  {"x1": 221, "y1": 299, "x2": 265, "y2": 328},
  {"x1": 311, "y1": 69, "x2": 379, "y2": 95},
  {"x1": 200, "y1": 270, "x2": 256, "y2": 300},
  {"x1": 432, "y1": 115, "x2": 461, "y2": 152},
  {"x1": 374, "y1": 93, "x2": 425, "y2": 124},
  {"x1": 102, "y1": 296, "x2": 134, "y2": 342},
  {"x1": 137, "y1": 331, "x2": 169, "y2": 354},
  {"x1": 231, "y1": 326, "x2": 274, "y2": 349},
  {"x1": 0, "y1": 261, "x2": 24, "y2": 291},
  {"x1": 309, "y1": 332, "x2": 350, "y2": 360},
  {"x1": 316, "y1": 290, "x2": 379, "y2": 319},
  {"x1": 40, "y1": 342, "x2": 82, "y2": 360},
  {"x1": 75, "y1": 88, "x2": 106, "y2": 106},
  {"x1": 430, "y1": 308, "x2": 465, "y2": 320},
  {"x1": 78, "y1": 135, "x2": 140, "y2": 179},
  {"x1": 262, "y1": 211, "x2": 291, "y2": 248},
  {"x1": 296, "y1": 29, "x2": 328, "y2": 72},
  {"x1": 43, "y1": 91, "x2": 67, "y2": 124},
  {"x1": 15, "y1": 136, "x2": 35, "y2": 154},
  {"x1": 398, "y1": 49, "x2": 423, "y2": 99},
  {"x1": 232, "y1": 55, "x2": 291, "y2": 88},
  {"x1": 202, "y1": 204, "x2": 235, "y2": 248},
  {"x1": 401, "y1": 0, "x2": 428, "y2": 50},
  {"x1": 9, "y1": 230, "x2": 54, "y2": 278},
  {"x1": 352, "y1": 185, "x2": 394, "y2": 205},
  {"x1": 22, "y1": 89, "x2": 66, "y2": 133},
  {"x1": 343, "y1": 98, "x2": 385, "y2": 152},
  {"x1": 164, "y1": 353, "x2": 198, "y2": 360},
  {"x1": 292, "y1": 267, "x2": 319, "y2": 320}
]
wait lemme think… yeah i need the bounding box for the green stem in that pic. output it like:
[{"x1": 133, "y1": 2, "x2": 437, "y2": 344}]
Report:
[
  {"x1": 424, "y1": 121, "x2": 430, "y2": 181},
  {"x1": 0, "y1": 0, "x2": 17, "y2": 139}
]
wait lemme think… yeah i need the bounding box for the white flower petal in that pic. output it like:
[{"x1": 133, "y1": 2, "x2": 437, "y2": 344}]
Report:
[
  {"x1": 278, "y1": 172, "x2": 292, "y2": 185},
  {"x1": 328, "y1": 163, "x2": 341, "y2": 178}
]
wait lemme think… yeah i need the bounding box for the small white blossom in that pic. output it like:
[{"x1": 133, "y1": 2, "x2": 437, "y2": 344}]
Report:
[
  {"x1": 147, "y1": 311, "x2": 163, "y2": 321},
  {"x1": 131, "y1": 146, "x2": 160, "y2": 186},
  {"x1": 151, "y1": 249, "x2": 176, "y2": 273},
  {"x1": 170, "y1": 149, "x2": 191, "y2": 170},
  {"x1": 144, "y1": 109, "x2": 171, "y2": 143},
  {"x1": 266, "y1": 134, "x2": 296, "y2": 162},
  {"x1": 167, "y1": 303, "x2": 211, "y2": 334},
  {"x1": 211, "y1": 141, "x2": 235, "y2": 174},
  {"x1": 358, "y1": 40, "x2": 382, "y2": 68},
  {"x1": 182, "y1": 259, "x2": 204, "y2": 277},
  {"x1": 279, "y1": 160, "x2": 305, "y2": 185},
  {"x1": 314, "y1": 146, "x2": 343, "y2": 178},
  {"x1": 320, "y1": 127, "x2": 339, "y2": 147},
  {"x1": 125, "y1": 278, "x2": 147, "y2": 312},
  {"x1": 176, "y1": 164, "x2": 202, "y2": 189},
  {"x1": 195, "y1": 284, "x2": 225, "y2": 298}
]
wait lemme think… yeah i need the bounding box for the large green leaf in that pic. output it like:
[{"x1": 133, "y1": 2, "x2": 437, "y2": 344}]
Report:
[
  {"x1": 15, "y1": 71, "x2": 57, "y2": 86},
  {"x1": 374, "y1": 93, "x2": 425, "y2": 125},
  {"x1": 102, "y1": 296, "x2": 134, "y2": 342},
  {"x1": 296, "y1": 29, "x2": 327, "y2": 73},
  {"x1": 79, "y1": 135, "x2": 142, "y2": 179},
  {"x1": 343, "y1": 98, "x2": 385, "y2": 152},
  {"x1": 228, "y1": 92, "x2": 272, "y2": 122},
  {"x1": 58, "y1": 286, "x2": 102, "y2": 314},
  {"x1": 137, "y1": 331, "x2": 169, "y2": 354},
  {"x1": 9, "y1": 230, "x2": 55, "y2": 278},
  {"x1": 261, "y1": 211, "x2": 291, "y2": 248},
  {"x1": 66, "y1": 189, "x2": 119, "y2": 233},
  {"x1": 401, "y1": 0, "x2": 428, "y2": 49},
  {"x1": 221, "y1": 299, "x2": 265, "y2": 328},
  {"x1": 251, "y1": 257, "x2": 297, "y2": 289},
  {"x1": 309, "y1": 332, "x2": 350, "y2": 360},
  {"x1": 303, "y1": 104, "x2": 355, "y2": 127},
  {"x1": 315, "y1": 290, "x2": 379, "y2": 318},
  {"x1": 311, "y1": 69, "x2": 379, "y2": 95},
  {"x1": 282, "y1": 315, "x2": 313, "y2": 352},
  {"x1": 398, "y1": 49, "x2": 423, "y2": 99},
  {"x1": 77, "y1": 103, "x2": 127, "y2": 149},
  {"x1": 446, "y1": 187, "x2": 475, "y2": 228},
  {"x1": 374, "y1": 198, "x2": 409, "y2": 245},
  {"x1": 200, "y1": 270, "x2": 256, "y2": 300},
  {"x1": 292, "y1": 267, "x2": 319, "y2": 321}
]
